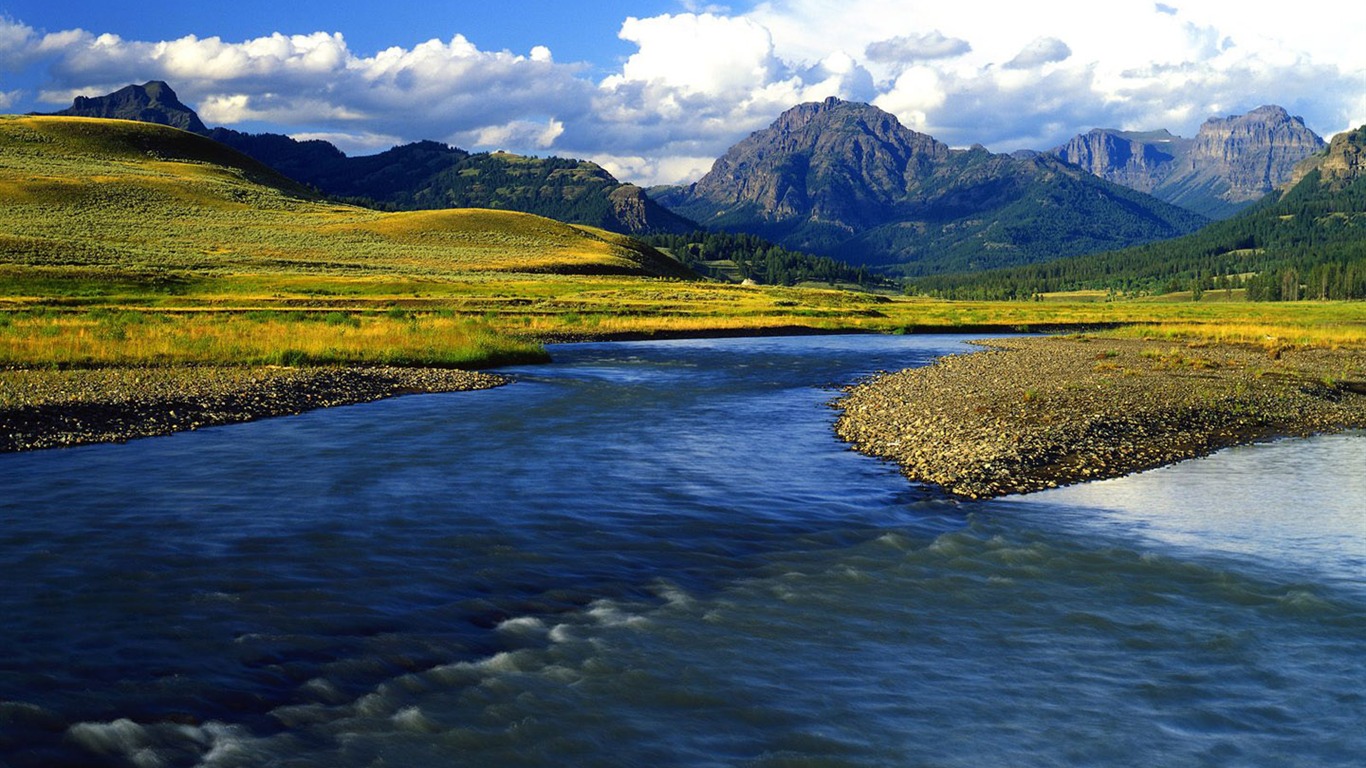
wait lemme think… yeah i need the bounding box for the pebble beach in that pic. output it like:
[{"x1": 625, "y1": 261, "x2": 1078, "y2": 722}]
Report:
[
  {"x1": 1, "y1": 366, "x2": 506, "y2": 452},
  {"x1": 835, "y1": 335, "x2": 1366, "y2": 499}
]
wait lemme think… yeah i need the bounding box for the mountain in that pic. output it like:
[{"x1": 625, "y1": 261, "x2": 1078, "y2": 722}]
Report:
[
  {"x1": 51, "y1": 81, "x2": 209, "y2": 134},
  {"x1": 912, "y1": 125, "x2": 1366, "y2": 300},
  {"x1": 1052, "y1": 106, "x2": 1325, "y2": 219},
  {"x1": 1288, "y1": 124, "x2": 1366, "y2": 190},
  {"x1": 1050, "y1": 129, "x2": 1191, "y2": 195},
  {"x1": 49, "y1": 82, "x2": 694, "y2": 236},
  {"x1": 656, "y1": 98, "x2": 1207, "y2": 275}
]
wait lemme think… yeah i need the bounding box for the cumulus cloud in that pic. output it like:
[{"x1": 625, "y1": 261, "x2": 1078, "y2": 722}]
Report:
[
  {"x1": 288, "y1": 130, "x2": 407, "y2": 156},
  {"x1": 593, "y1": 153, "x2": 719, "y2": 189},
  {"x1": 573, "y1": 12, "x2": 875, "y2": 180},
  {"x1": 606, "y1": 14, "x2": 779, "y2": 98},
  {"x1": 865, "y1": 32, "x2": 971, "y2": 64},
  {"x1": 3, "y1": 0, "x2": 1364, "y2": 186},
  {"x1": 0, "y1": 16, "x2": 40, "y2": 70},
  {"x1": 1005, "y1": 37, "x2": 1073, "y2": 69},
  {"x1": 17, "y1": 25, "x2": 592, "y2": 157},
  {"x1": 469, "y1": 117, "x2": 565, "y2": 150}
]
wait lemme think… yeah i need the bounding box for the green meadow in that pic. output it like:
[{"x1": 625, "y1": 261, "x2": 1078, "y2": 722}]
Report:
[{"x1": 2, "y1": 114, "x2": 1364, "y2": 373}]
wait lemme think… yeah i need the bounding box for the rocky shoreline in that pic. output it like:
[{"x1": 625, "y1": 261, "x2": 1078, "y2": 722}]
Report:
[
  {"x1": 835, "y1": 336, "x2": 1366, "y2": 499},
  {"x1": 1, "y1": 366, "x2": 506, "y2": 453}
]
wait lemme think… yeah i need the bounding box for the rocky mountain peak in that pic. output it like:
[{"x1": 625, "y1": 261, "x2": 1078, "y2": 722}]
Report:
[
  {"x1": 687, "y1": 98, "x2": 952, "y2": 230},
  {"x1": 54, "y1": 81, "x2": 209, "y2": 135},
  {"x1": 1287, "y1": 125, "x2": 1366, "y2": 190},
  {"x1": 1051, "y1": 105, "x2": 1324, "y2": 218},
  {"x1": 1185, "y1": 105, "x2": 1325, "y2": 198}
]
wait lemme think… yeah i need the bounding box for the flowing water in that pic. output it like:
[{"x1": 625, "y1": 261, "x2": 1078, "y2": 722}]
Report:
[{"x1": 2, "y1": 334, "x2": 1364, "y2": 767}]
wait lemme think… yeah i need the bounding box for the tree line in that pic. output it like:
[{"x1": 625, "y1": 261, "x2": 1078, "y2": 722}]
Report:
[
  {"x1": 907, "y1": 168, "x2": 1366, "y2": 301},
  {"x1": 641, "y1": 231, "x2": 892, "y2": 288}
]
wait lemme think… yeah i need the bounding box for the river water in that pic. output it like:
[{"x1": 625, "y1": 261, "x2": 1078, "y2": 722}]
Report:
[{"x1": 2, "y1": 334, "x2": 1364, "y2": 767}]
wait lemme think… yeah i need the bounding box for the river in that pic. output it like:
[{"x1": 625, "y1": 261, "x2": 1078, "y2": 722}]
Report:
[{"x1": 2, "y1": 334, "x2": 1364, "y2": 767}]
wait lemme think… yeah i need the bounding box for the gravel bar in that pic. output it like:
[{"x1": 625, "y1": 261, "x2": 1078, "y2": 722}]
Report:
[
  {"x1": 835, "y1": 336, "x2": 1366, "y2": 499},
  {"x1": 1, "y1": 366, "x2": 506, "y2": 453}
]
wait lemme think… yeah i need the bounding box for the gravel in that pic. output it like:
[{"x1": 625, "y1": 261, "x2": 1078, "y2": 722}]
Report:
[
  {"x1": 1, "y1": 365, "x2": 506, "y2": 452},
  {"x1": 834, "y1": 335, "x2": 1366, "y2": 499}
]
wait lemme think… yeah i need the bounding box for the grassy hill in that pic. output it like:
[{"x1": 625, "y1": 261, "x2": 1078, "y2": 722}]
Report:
[
  {"x1": 0, "y1": 116, "x2": 918, "y2": 368},
  {"x1": 0, "y1": 116, "x2": 692, "y2": 281}
]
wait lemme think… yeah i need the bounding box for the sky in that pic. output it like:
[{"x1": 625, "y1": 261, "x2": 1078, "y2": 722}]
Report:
[{"x1": 2, "y1": 0, "x2": 1364, "y2": 186}]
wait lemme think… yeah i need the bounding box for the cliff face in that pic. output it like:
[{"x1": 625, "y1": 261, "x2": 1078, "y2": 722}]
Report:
[
  {"x1": 1165, "y1": 105, "x2": 1326, "y2": 205},
  {"x1": 1052, "y1": 106, "x2": 1325, "y2": 218},
  {"x1": 1052, "y1": 129, "x2": 1189, "y2": 194},
  {"x1": 1287, "y1": 126, "x2": 1366, "y2": 190}
]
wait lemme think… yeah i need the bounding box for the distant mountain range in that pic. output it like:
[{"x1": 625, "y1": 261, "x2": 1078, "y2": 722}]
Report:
[
  {"x1": 1050, "y1": 106, "x2": 1325, "y2": 219},
  {"x1": 44, "y1": 82, "x2": 1341, "y2": 281},
  {"x1": 654, "y1": 98, "x2": 1208, "y2": 275},
  {"x1": 911, "y1": 124, "x2": 1366, "y2": 299},
  {"x1": 51, "y1": 82, "x2": 695, "y2": 236}
]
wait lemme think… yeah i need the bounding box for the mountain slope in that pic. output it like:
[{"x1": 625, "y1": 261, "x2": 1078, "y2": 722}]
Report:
[
  {"x1": 659, "y1": 98, "x2": 1206, "y2": 275},
  {"x1": 912, "y1": 125, "x2": 1366, "y2": 299},
  {"x1": 51, "y1": 81, "x2": 208, "y2": 134},
  {"x1": 1052, "y1": 106, "x2": 1325, "y2": 219},
  {"x1": 49, "y1": 82, "x2": 695, "y2": 236},
  {"x1": 0, "y1": 115, "x2": 692, "y2": 279}
]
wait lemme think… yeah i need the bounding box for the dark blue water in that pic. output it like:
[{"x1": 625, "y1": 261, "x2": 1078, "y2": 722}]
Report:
[{"x1": 2, "y1": 334, "x2": 1364, "y2": 767}]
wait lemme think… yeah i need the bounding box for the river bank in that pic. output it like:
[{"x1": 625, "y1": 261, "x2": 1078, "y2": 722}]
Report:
[
  {"x1": 0, "y1": 366, "x2": 506, "y2": 452},
  {"x1": 835, "y1": 335, "x2": 1366, "y2": 499}
]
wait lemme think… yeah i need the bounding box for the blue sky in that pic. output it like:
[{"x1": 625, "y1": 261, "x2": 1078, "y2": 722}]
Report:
[
  {"x1": 2, "y1": 0, "x2": 670, "y2": 76},
  {"x1": 2, "y1": 1, "x2": 1363, "y2": 185}
]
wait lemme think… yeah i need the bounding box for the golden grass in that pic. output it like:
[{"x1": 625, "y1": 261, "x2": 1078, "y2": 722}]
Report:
[
  {"x1": 0, "y1": 311, "x2": 546, "y2": 368},
  {"x1": 1103, "y1": 319, "x2": 1366, "y2": 349},
  {"x1": 3, "y1": 114, "x2": 1365, "y2": 373},
  {"x1": 0, "y1": 117, "x2": 678, "y2": 280}
]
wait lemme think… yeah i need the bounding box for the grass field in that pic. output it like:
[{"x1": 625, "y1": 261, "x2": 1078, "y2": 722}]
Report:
[{"x1": 2, "y1": 115, "x2": 1365, "y2": 372}]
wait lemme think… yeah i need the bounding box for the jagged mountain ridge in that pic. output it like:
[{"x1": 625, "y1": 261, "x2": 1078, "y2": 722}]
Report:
[
  {"x1": 49, "y1": 82, "x2": 694, "y2": 236},
  {"x1": 1052, "y1": 106, "x2": 1325, "y2": 219},
  {"x1": 658, "y1": 98, "x2": 1207, "y2": 275},
  {"x1": 911, "y1": 123, "x2": 1366, "y2": 298}
]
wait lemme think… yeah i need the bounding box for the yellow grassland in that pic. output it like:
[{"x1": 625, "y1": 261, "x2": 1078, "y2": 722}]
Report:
[{"x1": 2, "y1": 114, "x2": 1364, "y2": 371}]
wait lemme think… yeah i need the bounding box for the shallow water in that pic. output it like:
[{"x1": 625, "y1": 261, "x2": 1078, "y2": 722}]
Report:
[{"x1": 2, "y1": 334, "x2": 1364, "y2": 767}]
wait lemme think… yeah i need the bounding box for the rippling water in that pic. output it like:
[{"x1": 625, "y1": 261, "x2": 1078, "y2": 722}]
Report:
[{"x1": 2, "y1": 334, "x2": 1364, "y2": 767}]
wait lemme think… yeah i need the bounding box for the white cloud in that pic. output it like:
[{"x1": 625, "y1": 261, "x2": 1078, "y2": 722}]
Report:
[
  {"x1": 288, "y1": 130, "x2": 406, "y2": 156},
  {"x1": 197, "y1": 93, "x2": 367, "y2": 124},
  {"x1": 606, "y1": 14, "x2": 779, "y2": 98},
  {"x1": 865, "y1": 32, "x2": 971, "y2": 64},
  {"x1": 0, "y1": 16, "x2": 40, "y2": 70},
  {"x1": 872, "y1": 67, "x2": 948, "y2": 132},
  {"x1": 3, "y1": 0, "x2": 1363, "y2": 186},
  {"x1": 1005, "y1": 37, "x2": 1072, "y2": 70},
  {"x1": 469, "y1": 117, "x2": 565, "y2": 150},
  {"x1": 592, "y1": 153, "x2": 719, "y2": 188}
]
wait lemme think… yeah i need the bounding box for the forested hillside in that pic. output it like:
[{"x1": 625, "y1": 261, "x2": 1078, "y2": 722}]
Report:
[
  {"x1": 910, "y1": 128, "x2": 1366, "y2": 301},
  {"x1": 641, "y1": 231, "x2": 892, "y2": 287}
]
